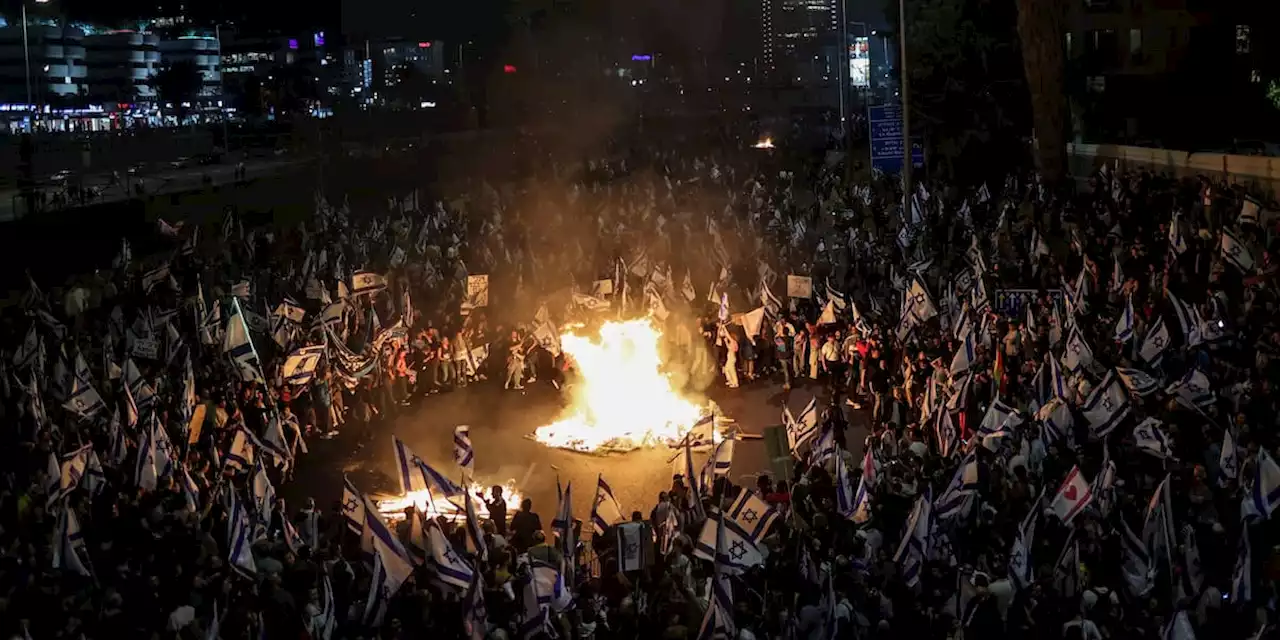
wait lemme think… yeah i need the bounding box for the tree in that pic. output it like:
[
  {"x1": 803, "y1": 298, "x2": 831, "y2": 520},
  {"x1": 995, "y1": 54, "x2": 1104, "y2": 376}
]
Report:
[
  {"x1": 1014, "y1": 0, "x2": 1069, "y2": 184},
  {"x1": 150, "y1": 60, "x2": 204, "y2": 125}
]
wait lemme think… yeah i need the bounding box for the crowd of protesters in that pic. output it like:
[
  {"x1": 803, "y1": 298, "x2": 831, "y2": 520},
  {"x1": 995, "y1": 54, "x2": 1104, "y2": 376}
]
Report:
[{"x1": 0, "y1": 117, "x2": 1278, "y2": 640}]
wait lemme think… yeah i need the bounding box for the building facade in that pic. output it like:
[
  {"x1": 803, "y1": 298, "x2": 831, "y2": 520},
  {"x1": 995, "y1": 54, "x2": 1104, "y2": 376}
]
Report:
[
  {"x1": 762, "y1": 0, "x2": 839, "y2": 86},
  {"x1": 83, "y1": 31, "x2": 161, "y2": 103},
  {"x1": 158, "y1": 33, "x2": 221, "y2": 105},
  {"x1": 0, "y1": 23, "x2": 89, "y2": 106}
]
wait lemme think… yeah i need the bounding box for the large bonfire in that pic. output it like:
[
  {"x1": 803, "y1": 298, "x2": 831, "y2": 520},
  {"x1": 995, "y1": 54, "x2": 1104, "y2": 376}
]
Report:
[{"x1": 533, "y1": 318, "x2": 711, "y2": 452}]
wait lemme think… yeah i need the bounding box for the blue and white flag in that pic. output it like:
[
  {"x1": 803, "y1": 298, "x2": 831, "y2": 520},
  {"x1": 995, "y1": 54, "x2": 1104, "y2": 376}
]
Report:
[
  {"x1": 362, "y1": 504, "x2": 416, "y2": 626},
  {"x1": 53, "y1": 503, "x2": 91, "y2": 577},
  {"x1": 393, "y1": 437, "x2": 463, "y2": 498},
  {"x1": 935, "y1": 410, "x2": 957, "y2": 458},
  {"x1": 590, "y1": 475, "x2": 625, "y2": 536},
  {"x1": 82, "y1": 449, "x2": 105, "y2": 497},
  {"x1": 227, "y1": 490, "x2": 258, "y2": 575},
  {"x1": 1114, "y1": 295, "x2": 1135, "y2": 343},
  {"x1": 12, "y1": 325, "x2": 39, "y2": 369},
  {"x1": 135, "y1": 420, "x2": 159, "y2": 492},
  {"x1": 226, "y1": 428, "x2": 257, "y2": 472},
  {"x1": 223, "y1": 298, "x2": 265, "y2": 383},
  {"x1": 934, "y1": 452, "x2": 979, "y2": 520},
  {"x1": 693, "y1": 509, "x2": 764, "y2": 573},
  {"x1": 1166, "y1": 369, "x2": 1214, "y2": 409},
  {"x1": 53, "y1": 445, "x2": 92, "y2": 504},
  {"x1": 702, "y1": 437, "x2": 735, "y2": 488},
  {"x1": 251, "y1": 459, "x2": 276, "y2": 528},
  {"x1": 62, "y1": 352, "x2": 105, "y2": 418},
  {"x1": 696, "y1": 512, "x2": 736, "y2": 640},
  {"x1": 950, "y1": 328, "x2": 976, "y2": 376},
  {"x1": 1222, "y1": 228, "x2": 1255, "y2": 273},
  {"x1": 1169, "y1": 213, "x2": 1188, "y2": 255},
  {"x1": 893, "y1": 489, "x2": 932, "y2": 588},
  {"x1": 1116, "y1": 367, "x2": 1160, "y2": 397},
  {"x1": 1037, "y1": 397, "x2": 1075, "y2": 450},
  {"x1": 180, "y1": 463, "x2": 201, "y2": 512},
  {"x1": 351, "y1": 271, "x2": 388, "y2": 297},
  {"x1": 1248, "y1": 449, "x2": 1280, "y2": 519},
  {"x1": 1220, "y1": 430, "x2": 1240, "y2": 487},
  {"x1": 1167, "y1": 291, "x2": 1202, "y2": 347},
  {"x1": 1139, "y1": 316, "x2": 1172, "y2": 365},
  {"x1": 425, "y1": 517, "x2": 474, "y2": 591},
  {"x1": 463, "y1": 573, "x2": 489, "y2": 640},
  {"x1": 282, "y1": 345, "x2": 325, "y2": 386},
  {"x1": 1008, "y1": 492, "x2": 1040, "y2": 591},
  {"x1": 453, "y1": 425, "x2": 475, "y2": 482},
  {"x1": 784, "y1": 397, "x2": 820, "y2": 454},
  {"x1": 1120, "y1": 516, "x2": 1154, "y2": 597},
  {"x1": 463, "y1": 492, "x2": 488, "y2": 562},
  {"x1": 1134, "y1": 418, "x2": 1174, "y2": 460},
  {"x1": 1231, "y1": 524, "x2": 1253, "y2": 603},
  {"x1": 551, "y1": 481, "x2": 574, "y2": 583},
  {"x1": 1062, "y1": 328, "x2": 1094, "y2": 373},
  {"x1": 1082, "y1": 370, "x2": 1131, "y2": 438},
  {"x1": 725, "y1": 487, "x2": 779, "y2": 544}
]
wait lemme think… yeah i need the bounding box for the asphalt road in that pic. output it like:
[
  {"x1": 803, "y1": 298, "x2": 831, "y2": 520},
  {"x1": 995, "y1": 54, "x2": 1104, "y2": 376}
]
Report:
[
  {"x1": 289, "y1": 375, "x2": 870, "y2": 529},
  {"x1": 0, "y1": 156, "x2": 308, "y2": 221}
]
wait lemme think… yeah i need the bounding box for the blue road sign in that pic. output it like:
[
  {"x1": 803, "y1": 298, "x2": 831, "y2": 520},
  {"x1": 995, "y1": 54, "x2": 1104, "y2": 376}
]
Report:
[{"x1": 868, "y1": 102, "x2": 925, "y2": 175}]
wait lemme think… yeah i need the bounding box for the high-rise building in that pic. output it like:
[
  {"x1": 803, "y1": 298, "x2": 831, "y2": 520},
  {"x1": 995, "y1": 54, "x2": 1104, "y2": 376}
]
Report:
[{"x1": 761, "y1": 0, "x2": 840, "y2": 85}]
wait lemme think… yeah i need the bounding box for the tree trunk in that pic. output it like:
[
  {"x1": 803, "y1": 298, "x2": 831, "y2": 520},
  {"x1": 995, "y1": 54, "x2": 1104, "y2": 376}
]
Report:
[{"x1": 1015, "y1": 0, "x2": 1069, "y2": 185}]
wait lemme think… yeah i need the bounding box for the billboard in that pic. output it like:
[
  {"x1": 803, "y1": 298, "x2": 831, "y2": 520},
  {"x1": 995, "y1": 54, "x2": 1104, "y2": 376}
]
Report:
[{"x1": 849, "y1": 36, "x2": 870, "y2": 88}]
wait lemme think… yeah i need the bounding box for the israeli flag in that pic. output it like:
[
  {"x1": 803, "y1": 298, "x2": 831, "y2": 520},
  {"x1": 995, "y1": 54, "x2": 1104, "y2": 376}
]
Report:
[
  {"x1": 227, "y1": 490, "x2": 258, "y2": 575},
  {"x1": 1062, "y1": 328, "x2": 1094, "y2": 373},
  {"x1": 425, "y1": 517, "x2": 474, "y2": 590},
  {"x1": 53, "y1": 445, "x2": 92, "y2": 504},
  {"x1": 463, "y1": 492, "x2": 488, "y2": 562},
  {"x1": 1139, "y1": 316, "x2": 1171, "y2": 365},
  {"x1": 784, "y1": 397, "x2": 820, "y2": 454},
  {"x1": 1037, "y1": 398, "x2": 1074, "y2": 450},
  {"x1": 1082, "y1": 370, "x2": 1131, "y2": 439},
  {"x1": 893, "y1": 489, "x2": 932, "y2": 588},
  {"x1": 701, "y1": 437, "x2": 735, "y2": 488},
  {"x1": 934, "y1": 453, "x2": 980, "y2": 520},
  {"x1": 251, "y1": 459, "x2": 276, "y2": 528},
  {"x1": 950, "y1": 328, "x2": 976, "y2": 376},
  {"x1": 1166, "y1": 369, "x2": 1214, "y2": 409},
  {"x1": 351, "y1": 271, "x2": 388, "y2": 297},
  {"x1": 1220, "y1": 430, "x2": 1240, "y2": 487},
  {"x1": 282, "y1": 345, "x2": 326, "y2": 386},
  {"x1": 180, "y1": 463, "x2": 201, "y2": 512},
  {"x1": 1133, "y1": 418, "x2": 1174, "y2": 460},
  {"x1": 1167, "y1": 291, "x2": 1202, "y2": 347},
  {"x1": 935, "y1": 410, "x2": 957, "y2": 458},
  {"x1": 696, "y1": 515, "x2": 736, "y2": 640},
  {"x1": 1231, "y1": 523, "x2": 1253, "y2": 603},
  {"x1": 693, "y1": 509, "x2": 764, "y2": 573},
  {"x1": 463, "y1": 573, "x2": 489, "y2": 640},
  {"x1": 1221, "y1": 229, "x2": 1255, "y2": 273},
  {"x1": 590, "y1": 475, "x2": 626, "y2": 536},
  {"x1": 52, "y1": 504, "x2": 91, "y2": 577},
  {"x1": 135, "y1": 421, "x2": 159, "y2": 492},
  {"x1": 225, "y1": 428, "x2": 257, "y2": 472},
  {"x1": 1120, "y1": 517, "x2": 1154, "y2": 598},
  {"x1": 223, "y1": 298, "x2": 265, "y2": 383},
  {"x1": 1247, "y1": 449, "x2": 1280, "y2": 519},
  {"x1": 393, "y1": 436, "x2": 463, "y2": 498},
  {"x1": 362, "y1": 504, "x2": 415, "y2": 626},
  {"x1": 1116, "y1": 367, "x2": 1160, "y2": 397},
  {"x1": 453, "y1": 426, "x2": 475, "y2": 481},
  {"x1": 1114, "y1": 295, "x2": 1135, "y2": 343}
]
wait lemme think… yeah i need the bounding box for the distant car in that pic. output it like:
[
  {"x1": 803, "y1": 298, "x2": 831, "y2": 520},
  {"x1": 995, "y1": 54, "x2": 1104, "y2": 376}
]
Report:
[
  {"x1": 127, "y1": 163, "x2": 146, "y2": 176},
  {"x1": 170, "y1": 157, "x2": 190, "y2": 169},
  {"x1": 50, "y1": 170, "x2": 73, "y2": 182}
]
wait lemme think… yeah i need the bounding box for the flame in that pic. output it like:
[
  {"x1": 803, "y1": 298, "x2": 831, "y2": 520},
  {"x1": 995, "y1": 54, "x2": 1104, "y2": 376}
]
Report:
[
  {"x1": 533, "y1": 318, "x2": 708, "y2": 452},
  {"x1": 376, "y1": 481, "x2": 523, "y2": 523},
  {"x1": 753, "y1": 138, "x2": 775, "y2": 149}
]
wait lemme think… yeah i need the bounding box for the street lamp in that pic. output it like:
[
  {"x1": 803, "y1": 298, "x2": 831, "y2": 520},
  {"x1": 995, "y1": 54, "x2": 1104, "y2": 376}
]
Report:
[{"x1": 22, "y1": 0, "x2": 51, "y2": 121}]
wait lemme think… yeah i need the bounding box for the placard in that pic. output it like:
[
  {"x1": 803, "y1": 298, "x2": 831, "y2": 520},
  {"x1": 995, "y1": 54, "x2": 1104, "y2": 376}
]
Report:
[
  {"x1": 466, "y1": 274, "x2": 489, "y2": 308},
  {"x1": 131, "y1": 336, "x2": 159, "y2": 360},
  {"x1": 786, "y1": 275, "x2": 813, "y2": 299}
]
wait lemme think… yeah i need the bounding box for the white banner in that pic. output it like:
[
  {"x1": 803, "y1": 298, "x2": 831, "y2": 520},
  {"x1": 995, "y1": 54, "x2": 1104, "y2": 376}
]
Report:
[
  {"x1": 786, "y1": 275, "x2": 813, "y2": 299},
  {"x1": 465, "y1": 274, "x2": 490, "y2": 308}
]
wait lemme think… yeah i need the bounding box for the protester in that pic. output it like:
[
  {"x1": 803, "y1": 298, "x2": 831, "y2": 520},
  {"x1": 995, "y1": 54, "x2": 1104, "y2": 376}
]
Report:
[{"x1": 2, "y1": 124, "x2": 1277, "y2": 640}]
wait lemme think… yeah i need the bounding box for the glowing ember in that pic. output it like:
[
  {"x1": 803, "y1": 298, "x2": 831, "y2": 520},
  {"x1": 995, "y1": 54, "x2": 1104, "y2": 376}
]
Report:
[
  {"x1": 753, "y1": 138, "x2": 775, "y2": 149},
  {"x1": 377, "y1": 481, "x2": 523, "y2": 522},
  {"x1": 533, "y1": 318, "x2": 708, "y2": 452}
]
